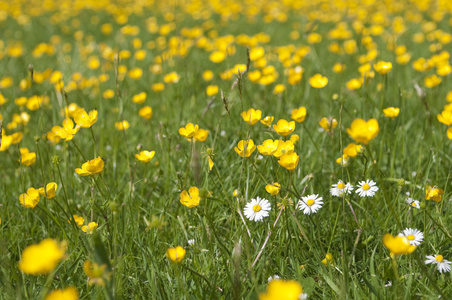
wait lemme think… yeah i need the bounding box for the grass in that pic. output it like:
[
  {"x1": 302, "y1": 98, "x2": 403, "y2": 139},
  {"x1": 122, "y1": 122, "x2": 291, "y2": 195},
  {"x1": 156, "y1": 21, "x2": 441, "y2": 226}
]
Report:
[{"x1": 0, "y1": 0, "x2": 452, "y2": 299}]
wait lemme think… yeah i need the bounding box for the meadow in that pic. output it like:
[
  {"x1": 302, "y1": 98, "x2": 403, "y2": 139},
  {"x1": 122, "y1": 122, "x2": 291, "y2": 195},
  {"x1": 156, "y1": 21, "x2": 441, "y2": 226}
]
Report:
[{"x1": 0, "y1": 0, "x2": 452, "y2": 299}]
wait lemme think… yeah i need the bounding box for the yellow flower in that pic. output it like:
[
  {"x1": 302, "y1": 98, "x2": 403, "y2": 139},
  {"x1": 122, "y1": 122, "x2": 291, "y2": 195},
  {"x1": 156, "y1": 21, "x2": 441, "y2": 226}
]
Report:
[
  {"x1": 273, "y1": 84, "x2": 286, "y2": 94},
  {"x1": 45, "y1": 287, "x2": 78, "y2": 300},
  {"x1": 260, "y1": 116, "x2": 274, "y2": 126},
  {"x1": 202, "y1": 70, "x2": 214, "y2": 81},
  {"x1": 273, "y1": 140, "x2": 294, "y2": 158},
  {"x1": 163, "y1": 72, "x2": 180, "y2": 84},
  {"x1": 383, "y1": 107, "x2": 400, "y2": 118},
  {"x1": 425, "y1": 186, "x2": 444, "y2": 202},
  {"x1": 425, "y1": 74, "x2": 442, "y2": 88},
  {"x1": 84, "y1": 260, "x2": 108, "y2": 286},
  {"x1": 336, "y1": 154, "x2": 349, "y2": 166},
  {"x1": 139, "y1": 106, "x2": 153, "y2": 119},
  {"x1": 332, "y1": 63, "x2": 346, "y2": 73},
  {"x1": 259, "y1": 279, "x2": 304, "y2": 300},
  {"x1": 103, "y1": 89, "x2": 115, "y2": 99},
  {"x1": 19, "y1": 187, "x2": 40, "y2": 208},
  {"x1": 75, "y1": 156, "x2": 105, "y2": 176},
  {"x1": 166, "y1": 246, "x2": 186, "y2": 263},
  {"x1": 343, "y1": 143, "x2": 363, "y2": 157},
  {"x1": 206, "y1": 85, "x2": 219, "y2": 96},
  {"x1": 241, "y1": 108, "x2": 262, "y2": 125},
  {"x1": 290, "y1": 134, "x2": 299, "y2": 143},
  {"x1": 135, "y1": 151, "x2": 155, "y2": 164},
  {"x1": 82, "y1": 222, "x2": 98, "y2": 234},
  {"x1": 209, "y1": 51, "x2": 226, "y2": 63},
  {"x1": 114, "y1": 120, "x2": 129, "y2": 130},
  {"x1": 273, "y1": 119, "x2": 295, "y2": 136},
  {"x1": 180, "y1": 187, "x2": 201, "y2": 208},
  {"x1": 346, "y1": 118, "x2": 379, "y2": 144},
  {"x1": 74, "y1": 109, "x2": 98, "y2": 128},
  {"x1": 437, "y1": 110, "x2": 452, "y2": 126},
  {"x1": 70, "y1": 215, "x2": 85, "y2": 227},
  {"x1": 265, "y1": 183, "x2": 281, "y2": 196},
  {"x1": 278, "y1": 152, "x2": 299, "y2": 171},
  {"x1": 346, "y1": 78, "x2": 363, "y2": 90},
  {"x1": 319, "y1": 117, "x2": 338, "y2": 131},
  {"x1": 257, "y1": 139, "x2": 279, "y2": 156},
  {"x1": 51, "y1": 118, "x2": 80, "y2": 141},
  {"x1": 383, "y1": 233, "x2": 416, "y2": 255},
  {"x1": 290, "y1": 107, "x2": 307, "y2": 123},
  {"x1": 448, "y1": 127, "x2": 452, "y2": 140},
  {"x1": 234, "y1": 140, "x2": 256, "y2": 158},
  {"x1": 132, "y1": 92, "x2": 147, "y2": 104},
  {"x1": 152, "y1": 83, "x2": 165, "y2": 92},
  {"x1": 39, "y1": 182, "x2": 58, "y2": 199},
  {"x1": 193, "y1": 128, "x2": 209, "y2": 142},
  {"x1": 373, "y1": 61, "x2": 393, "y2": 74},
  {"x1": 322, "y1": 253, "x2": 334, "y2": 266},
  {"x1": 128, "y1": 67, "x2": 143, "y2": 80},
  {"x1": 19, "y1": 148, "x2": 36, "y2": 166},
  {"x1": 309, "y1": 73, "x2": 328, "y2": 88},
  {"x1": 179, "y1": 123, "x2": 199, "y2": 138},
  {"x1": 19, "y1": 238, "x2": 66, "y2": 275},
  {"x1": 447, "y1": 91, "x2": 452, "y2": 103}
]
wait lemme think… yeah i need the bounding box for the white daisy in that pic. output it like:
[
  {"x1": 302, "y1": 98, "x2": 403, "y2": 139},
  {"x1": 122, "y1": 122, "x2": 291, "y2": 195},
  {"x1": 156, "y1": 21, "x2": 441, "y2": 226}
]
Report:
[
  {"x1": 406, "y1": 197, "x2": 420, "y2": 209},
  {"x1": 425, "y1": 255, "x2": 452, "y2": 273},
  {"x1": 330, "y1": 180, "x2": 353, "y2": 197},
  {"x1": 243, "y1": 197, "x2": 271, "y2": 222},
  {"x1": 299, "y1": 293, "x2": 308, "y2": 300},
  {"x1": 188, "y1": 239, "x2": 195, "y2": 246},
  {"x1": 267, "y1": 275, "x2": 280, "y2": 282},
  {"x1": 398, "y1": 228, "x2": 424, "y2": 246},
  {"x1": 298, "y1": 194, "x2": 324, "y2": 215},
  {"x1": 355, "y1": 180, "x2": 379, "y2": 197}
]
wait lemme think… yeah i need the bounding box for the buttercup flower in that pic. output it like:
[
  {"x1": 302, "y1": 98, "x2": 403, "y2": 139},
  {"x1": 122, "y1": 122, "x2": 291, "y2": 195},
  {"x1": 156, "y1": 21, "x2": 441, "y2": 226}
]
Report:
[
  {"x1": 166, "y1": 246, "x2": 186, "y2": 263},
  {"x1": 135, "y1": 151, "x2": 155, "y2": 163},
  {"x1": 179, "y1": 123, "x2": 199, "y2": 138},
  {"x1": 336, "y1": 154, "x2": 349, "y2": 166},
  {"x1": 265, "y1": 182, "x2": 281, "y2": 196},
  {"x1": 19, "y1": 187, "x2": 40, "y2": 208},
  {"x1": 84, "y1": 260, "x2": 108, "y2": 286},
  {"x1": 298, "y1": 194, "x2": 323, "y2": 215},
  {"x1": 45, "y1": 287, "x2": 78, "y2": 300},
  {"x1": 132, "y1": 92, "x2": 147, "y2": 104},
  {"x1": 425, "y1": 185, "x2": 444, "y2": 202},
  {"x1": 290, "y1": 107, "x2": 307, "y2": 123},
  {"x1": 346, "y1": 118, "x2": 379, "y2": 144},
  {"x1": 355, "y1": 180, "x2": 379, "y2": 197},
  {"x1": 330, "y1": 181, "x2": 353, "y2": 197},
  {"x1": 75, "y1": 157, "x2": 105, "y2": 176},
  {"x1": 19, "y1": 148, "x2": 36, "y2": 166},
  {"x1": 234, "y1": 140, "x2": 256, "y2": 158},
  {"x1": 74, "y1": 109, "x2": 98, "y2": 128},
  {"x1": 425, "y1": 255, "x2": 451, "y2": 273},
  {"x1": 319, "y1": 117, "x2": 338, "y2": 131},
  {"x1": 241, "y1": 108, "x2": 262, "y2": 125},
  {"x1": 260, "y1": 116, "x2": 274, "y2": 126},
  {"x1": 273, "y1": 140, "x2": 294, "y2": 158},
  {"x1": 82, "y1": 222, "x2": 98, "y2": 234},
  {"x1": 322, "y1": 253, "x2": 334, "y2": 266},
  {"x1": 139, "y1": 106, "x2": 153, "y2": 119},
  {"x1": 257, "y1": 139, "x2": 279, "y2": 156},
  {"x1": 343, "y1": 143, "x2": 364, "y2": 157},
  {"x1": 398, "y1": 228, "x2": 423, "y2": 246},
  {"x1": 51, "y1": 118, "x2": 80, "y2": 141},
  {"x1": 115, "y1": 120, "x2": 130, "y2": 130},
  {"x1": 309, "y1": 73, "x2": 328, "y2": 88},
  {"x1": 278, "y1": 152, "x2": 299, "y2": 171},
  {"x1": 193, "y1": 128, "x2": 209, "y2": 142},
  {"x1": 383, "y1": 107, "x2": 400, "y2": 118},
  {"x1": 19, "y1": 238, "x2": 66, "y2": 275},
  {"x1": 206, "y1": 85, "x2": 218, "y2": 96},
  {"x1": 273, "y1": 119, "x2": 295, "y2": 136},
  {"x1": 244, "y1": 197, "x2": 271, "y2": 222},
  {"x1": 373, "y1": 61, "x2": 393, "y2": 74},
  {"x1": 383, "y1": 234, "x2": 416, "y2": 255},
  {"x1": 437, "y1": 110, "x2": 452, "y2": 126},
  {"x1": 259, "y1": 279, "x2": 305, "y2": 300},
  {"x1": 180, "y1": 187, "x2": 201, "y2": 208},
  {"x1": 38, "y1": 182, "x2": 58, "y2": 199},
  {"x1": 70, "y1": 215, "x2": 85, "y2": 227}
]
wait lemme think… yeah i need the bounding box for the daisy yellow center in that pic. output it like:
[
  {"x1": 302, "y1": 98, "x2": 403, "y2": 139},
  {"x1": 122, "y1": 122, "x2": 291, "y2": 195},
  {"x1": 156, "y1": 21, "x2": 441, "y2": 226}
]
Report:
[
  {"x1": 337, "y1": 182, "x2": 345, "y2": 189},
  {"x1": 411, "y1": 202, "x2": 416, "y2": 207},
  {"x1": 435, "y1": 255, "x2": 444, "y2": 262},
  {"x1": 253, "y1": 204, "x2": 262, "y2": 212},
  {"x1": 362, "y1": 183, "x2": 370, "y2": 190},
  {"x1": 306, "y1": 199, "x2": 315, "y2": 206},
  {"x1": 407, "y1": 235, "x2": 415, "y2": 240}
]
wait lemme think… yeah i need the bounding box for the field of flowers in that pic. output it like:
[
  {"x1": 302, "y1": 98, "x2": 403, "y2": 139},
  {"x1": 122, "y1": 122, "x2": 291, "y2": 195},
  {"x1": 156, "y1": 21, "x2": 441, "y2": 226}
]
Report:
[{"x1": 1, "y1": 0, "x2": 452, "y2": 299}]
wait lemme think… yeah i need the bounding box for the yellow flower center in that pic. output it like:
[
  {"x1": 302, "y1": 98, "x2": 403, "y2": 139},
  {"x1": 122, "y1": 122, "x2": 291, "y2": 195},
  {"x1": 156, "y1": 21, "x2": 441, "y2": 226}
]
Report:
[
  {"x1": 306, "y1": 199, "x2": 315, "y2": 206},
  {"x1": 407, "y1": 234, "x2": 415, "y2": 240},
  {"x1": 435, "y1": 255, "x2": 444, "y2": 262},
  {"x1": 253, "y1": 204, "x2": 262, "y2": 212},
  {"x1": 337, "y1": 182, "x2": 345, "y2": 189},
  {"x1": 362, "y1": 183, "x2": 370, "y2": 190}
]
